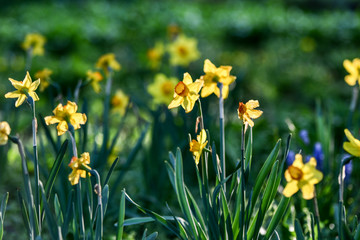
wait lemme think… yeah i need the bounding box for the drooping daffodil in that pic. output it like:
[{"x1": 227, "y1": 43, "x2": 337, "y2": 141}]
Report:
[
  {"x1": 190, "y1": 129, "x2": 208, "y2": 165},
  {"x1": 237, "y1": 100, "x2": 263, "y2": 127},
  {"x1": 68, "y1": 152, "x2": 91, "y2": 185}
]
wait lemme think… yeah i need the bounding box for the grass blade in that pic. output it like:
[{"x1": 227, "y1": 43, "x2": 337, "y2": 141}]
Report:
[
  {"x1": 104, "y1": 157, "x2": 119, "y2": 186},
  {"x1": 294, "y1": 219, "x2": 305, "y2": 240},
  {"x1": 264, "y1": 196, "x2": 291, "y2": 240},
  {"x1": 0, "y1": 192, "x2": 9, "y2": 240},
  {"x1": 116, "y1": 190, "x2": 126, "y2": 240}
]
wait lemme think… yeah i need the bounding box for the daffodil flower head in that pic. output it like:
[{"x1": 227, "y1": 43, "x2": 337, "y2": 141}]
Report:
[
  {"x1": 147, "y1": 73, "x2": 178, "y2": 105},
  {"x1": 237, "y1": 100, "x2": 263, "y2": 127},
  {"x1": 111, "y1": 89, "x2": 129, "y2": 116},
  {"x1": 35, "y1": 68, "x2": 52, "y2": 92},
  {"x1": 22, "y1": 33, "x2": 46, "y2": 56},
  {"x1": 5, "y1": 71, "x2": 40, "y2": 107},
  {"x1": 200, "y1": 59, "x2": 236, "y2": 99},
  {"x1": 168, "y1": 72, "x2": 203, "y2": 113},
  {"x1": 190, "y1": 129, "x2": 208, "y2": 165},
  {"x1": 343, "y1": 58, "x2": 360, "y2": 87},
  {"x1": 44, "y1": 101, "x2": 87, "y2": 136},
  {"x1": 147, "y1": 42, "x2": 165, "y2": 69},
  {"x1": 167, "y1": 34, "x2": 200, "y2": 67},
  {"x1": 68, "y1": 152, "x2": 92, "y2": 185},
  {"x1": 0, "y1": 121, "x2": 11, "y2": 145},
  {"x1": 87, "y1": 70, "x2": 103, "y2": 93},
  {"x1": 283, "y1": 154, "x2": 323, "y2": 200},
  {"x1": 343, "y1": 129, "x2": 360, "y2": 157},
  {"x1": 96, "y1": 53, "x2": 121, "y2": 75}
]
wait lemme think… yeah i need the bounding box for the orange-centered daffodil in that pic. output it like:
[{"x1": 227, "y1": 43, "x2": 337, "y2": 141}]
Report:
[
  {"x1": 5, "y1": 71, "x2": 40, "y2": 107},
  {"x1": 168, "y1": 72, "x2": 202, "y2": 113},
  {"x1": 68, "y1": 152, "x2": 92, "y2": 185},
  {"x1": 44, "y1": 101, "x2": 87, "y2": 136},
  {"x1": 87, "y1": 70, "x2": 103, "y2": 93},
  {"x1": 283, "y1": 154, "x2": 323, "y2": 200},
  {"x1": 96, "y1": 53, "x2": 121, "y2": 75},
  {"x1": 200, "y1": 59, "x2": 236, "y2": 99},
  {"x1": 237, "y1": 100, "x2": 263, "y2": 127},
  {"x1": 190, "y1": 129, "x2": 208, "y2": 165},
  {"x1": 343, "y1": 129, "x2": 360, "y2": 157}
]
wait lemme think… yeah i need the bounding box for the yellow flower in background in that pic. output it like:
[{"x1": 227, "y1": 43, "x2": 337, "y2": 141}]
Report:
[
  {"x1": 147, "y1": 42, "x2": 165, "y2": 69},
  {"x1": 168, "y1": 72, "x2": 203, "y2": 113},
  {"x1": 5, "y1": 71, "x2": 40, "y2": 107},
  {"x1": 35, "y1": 68, "x2": 52, "y2": 92},
  {"x1": 22, "y1": 33, "x2": 46, "y2": 56},
  {"x1": 343, "y1": 129, "x2": 360, "y2": 157},
  {"x1": 343, "y1": 58, "x2": 360, "y2": 86},
  {"x1": 200, "y1": 59, "x2": 236, "y2": 99},
  {"x1": 87, "y1": 70, "x2": 103, "y2": 93},
  {"x1": 0, "y1": 121, "x2": 11, "y2": 145},
  {"x1": 190, "y1": 129, "x2": 208, "y2": 165},
  {"x1": 44, "y1": 101, "x2": 87, "y2": 136},
  {"x1": 68, "y1": 152, "x2": 91, "y2": 185},
  {"x1": 96, "y1": 53, "x2": 121, "y2": 75},
  {"x1": 283, "y1": 154, "x2": 323, "y2": 200},
  {"x1": 237, "y1": 100, "x2": 263, "y2": 127},
  {"x1": 147, "y1": 73, "x2": 178, "y2": 105},
  {"x1": 168, "y1": 34, "x2": 200, "y2": 67},
  {"x1": 111, "y1": 89, "x2": 129, "y2": 115},
  {"x1": 167, "y1": 24, "x2": 181, "y2": 39}
]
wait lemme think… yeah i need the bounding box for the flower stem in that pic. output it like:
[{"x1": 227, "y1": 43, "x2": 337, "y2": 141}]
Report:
[
  {"x1": 197, "y1": 99, "x2": 208, "y2": 189},
  {"x1": 68, "y1": 128, "x2": 85, "y2": 238},
  {"x1": 89, "y1": 169, "x2": 103, "y2": 239},
  {"x1": 217, "y1": 82, "x2": 226, "y2": 192},
  {"x1": 313, "y1": 189, "x2": 322, "y2": 239},
  {"x1": 240, "y1": 123, "x2": 246, "y2": 239},
  {"x1": 29, "y1": 97, "x2": 41, "y2": 232},
  {"x1": 26, "y1": 48, "x2": 33, "y2": 71}
]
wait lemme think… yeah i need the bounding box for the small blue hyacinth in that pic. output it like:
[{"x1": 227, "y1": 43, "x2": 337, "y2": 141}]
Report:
[
  {"x1": 286, "y1": 150, "x2": 295, "y2": 166},
  {"x1": 313, "y1": 142, "x2": 324, "y2": 171},
  {"x1": 299, "y1": 129, "x2": 310, "y2": 145},
  {"x1": 345, "y1": 158, "x2": 353, "y2": 184}
]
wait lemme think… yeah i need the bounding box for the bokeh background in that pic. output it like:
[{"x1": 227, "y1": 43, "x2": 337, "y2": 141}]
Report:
[{"x1": 1, "y1": 0, "x2": 360, "y2": 238}]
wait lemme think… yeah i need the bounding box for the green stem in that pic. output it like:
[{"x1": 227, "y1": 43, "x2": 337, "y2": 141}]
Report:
[
  {"x1": 240, "y1": 124, "x2": 246, "y2": 239},
  {"x1": 28, "y1": 97, "x2": 41, "y2": 233},
  {"x1": 9, "y1": 135, "x2": 38, "y2": 239},
  {"x1": 68, "y1": 129, "x2": 85, "y2": 239},
  {"x1": 217, "y1": 82, "x2": 226, "y2": 192},
  {"x1": 89, "y1": 169, "x2": 103, "y2": 239},
  {"x1": 313, "y1": 189, "x2": 322, "y2": 239},
  {"x1": 26, "y1": 48, "x2": 33, "y2": 71},
  {"x1": 197, "y1": 99, "x2": 208, "y2": 190}
]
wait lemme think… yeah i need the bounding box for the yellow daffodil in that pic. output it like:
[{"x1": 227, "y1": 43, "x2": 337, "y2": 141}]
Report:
[
  {"x1": 190, "y1": 129, "x2": 208, "y2": 165},
  {"x1": 237, "y1": 100, "x2": 263, "y2": 127},
  {"x1": 68, "y1": 152, "x2": 91, "y2": 185},
  {"x1": 22, "y1": 33, "x2": 46, "y2": 56},
  {"x1": 87, "y1": 70, "x2": 103, "y2": 93},
  {"x1": 111, "y1": 90, "x2": 129, "y2": 115},
  {"x1": 343, "y1": 58, "x2": 360, "y2": 86},
  {"x1": 0, "y1": 121, "x2": 11, "y2": 145},
  {"x1": 343, "y1": 129, "x2": 360, "y2": 157},
  {"x1": 5, "y1": 71, "x2": 40, "y2": 107},
  {"x1": 44, "y1": 101, "x2": 87, "y2": 136},
  {"x1": 96, "y1": 53, "x2": 121, "y2": 75},
  {"x1": 168, "y1": 34, "x2": 200, "y2": 67},
  {"x1": 35, "y1": 68, "x2": 52, "y2": 92},
  {"x1": 168, "y1": 72, "x2": 203, "y2": 113},
  {"x1": 147, "y1": 73, "x2": 178, "y2": 105},
  {"x1": 283, "y1": 154, "x2": 323, "y2": 200},
  {"x1": 200, "y1": 59, "x2": 236, "y2": 99},
  {"x1": 147, "y1": 42, "x2": 165, "y2": 69}
]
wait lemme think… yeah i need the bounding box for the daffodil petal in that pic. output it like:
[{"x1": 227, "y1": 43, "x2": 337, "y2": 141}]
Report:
[
  {"x1": 247, "y1": 109, "x2": 263, "y2": 119},
  {"x1": 15, "y1": 94, "x2": 26, "y2": 107},
  {"x1": 204, "y1": 59, "x2": 216, "y2": 73},
  {"x1": 8, "y1": 78, "x2": 23, "y2": 90},
  {"x1": 23, "y1": 72, "x2": 32, "y2": 88},
  {"x1": 44, "y1": 116, "x2": 61, "y2": 125},
  {"x1": 29, "y1": 79, "x2": 40, "y2": 92},
  {"x1": 283, "y1": 180, "x2": 299, "y2": 197},
  {"x1": 57, "y1": 121, "x2": 68, "y2": 136},
  {"x1": 345, "y1": 75, "x2": 357, "y2": 86},
  {"x1": 300, "y1": 183, "x2": 315, "y2": 200},
  {"x1": 343, "y1": 142, "x2": 360, "y2": 157},
  {"x1": 246, "y1": 100, "x2": 260, "y2": 109},
  {"x1": 183, "y1": 72, "x2": 193, "y2": 85},
  {"x1": 343, "y1": 59, "x2": 358, "y2": 76},
  {"x1": 4, "y1": 91, "x2": 21, "y2": 98},
  {"x1": 168, "y1": 95, "x2": 183, "y2": 109},
  {"x1": 344, "y1": 129, "x2": 360, "y2": 147},
  {"x1": 29, "y1": 92, "x2": 39, "y2": 101},
  {"x1": 201, "y1": 84, "x2": 216, "y2": 98},
  {"x1": 292, "y1": 154, "x2": 304, "y2": 169},
  {"x1": 284, "y1": 169, "x2": 292, "y2": 182}
]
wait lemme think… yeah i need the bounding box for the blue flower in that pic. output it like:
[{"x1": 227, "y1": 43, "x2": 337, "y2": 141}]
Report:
[
  {"x1": 313, "y1": 142, "x2": 324, "y2": 171},
  {"x1": 286, "y1": 150, "x2": 295, "y2": 166},
  {"x1": 299, "y1": 129, "x2": 310, "y2": 145}
]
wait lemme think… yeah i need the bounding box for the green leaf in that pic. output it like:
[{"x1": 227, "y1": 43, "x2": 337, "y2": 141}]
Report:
[
  {"x1": 38, "y1": 113, "x2": 58, "y2": 154},
  {"x1": 0, "y1": 192, "x2": 9, "y2": 240},
  {"x1": 245, "y1": 127, "x2": 253, "y2": 169},
  {"x1": 17, "y1": 190, "x2": 30, "y2": 237},
  {"x1": 102, "y1": 185, "x2": 109, "y2": 216},
  {"x1": 294, "y1": 219, "x2": 305, "y2": 240},
  {"x1": 62, "y1": 190, "x2": 74, "y2": 238},
  {"x1": 250, "y1": 139, "x2": 281, "y2": 217},
  {"x1": 264, "y1": 196, "x2": 291, "y2": 240},
  {"x1": 354, "y1": 222, "x2": 360, "y2": 240},
  {"x1": 104, "y1": 157, "x2": 119, "y2": 186},
  {"x1": 116, "y1": 190, "x2": 126, "y2": 240},
  {"x1": 44, "y1": 140, "x2": 68, "y2": 199},
  {"x1": 54, "y1": 194, "x2": 64, "y2": 226},
  {"x1": 174, "y1": 148, "x2": 198, "y2": 239},
  {"x1": 39, "y1": 183, "x2": 62, "y2": 239},
  {"x1": 310, "y1": 213, "x2": 315, "y2": 240}
]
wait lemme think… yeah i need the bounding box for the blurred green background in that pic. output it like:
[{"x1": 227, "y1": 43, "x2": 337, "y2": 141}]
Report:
[{"x1": 1, "y1": 0, "x2": 360, "y2": 238}]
